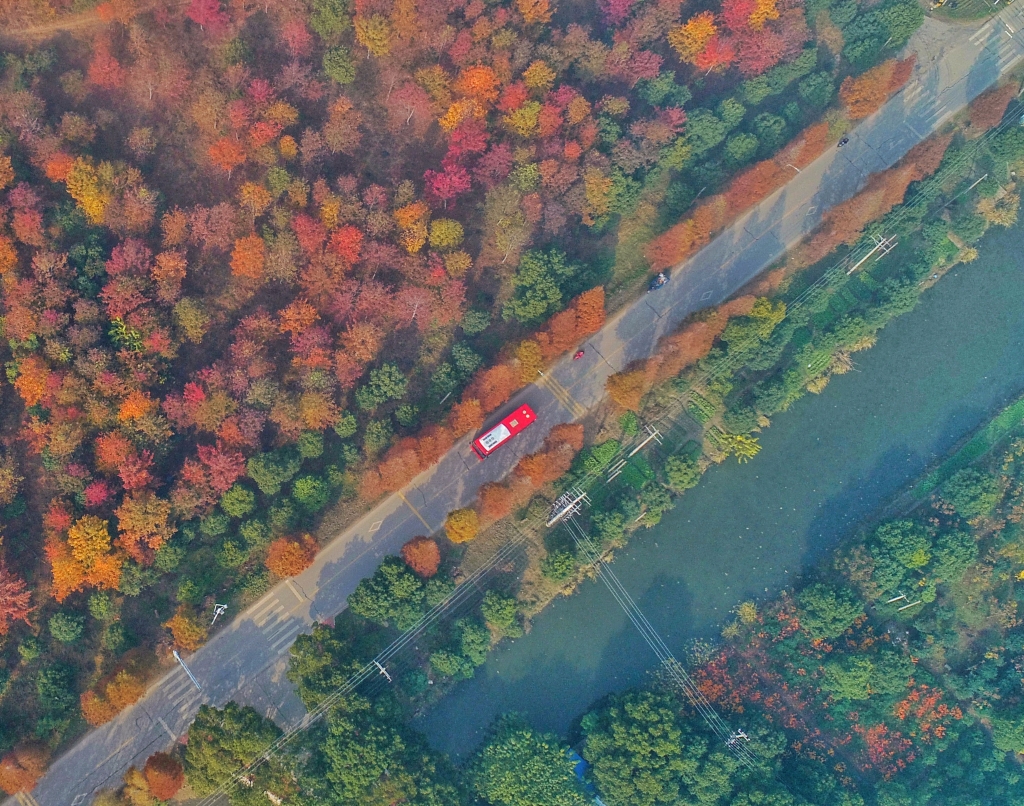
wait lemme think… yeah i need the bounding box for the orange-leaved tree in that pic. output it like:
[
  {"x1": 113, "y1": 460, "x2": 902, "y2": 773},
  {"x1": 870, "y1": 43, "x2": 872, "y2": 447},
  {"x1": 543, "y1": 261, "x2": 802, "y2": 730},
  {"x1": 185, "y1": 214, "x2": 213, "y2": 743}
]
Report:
[
  {"x1": 606, "y1": 369, "x2": 650, "y2": 411},
  {"x1": 230, "y1": 234, "x2": 267, "y2": 281},
  {"x1": 445, "y1": 508, "x2": 479, "y2": 543},
  {"x1": 839, "y1": 58, "x2": 914, "y2": 120},
  {"x1": 144, "y1": 752, "x2": 184, "y2": 801},
  {"x1": 968, "y1": 82, "x2": 1018, "y2": 133},
  {"x1": 164, "y1": 607, "x2": 208, "y2": 652},
  {"x1": 0, "y1": 743, "x2": 49, "y2": 795},
  {"x1": 266, "y1": 535, "x2": 317, "y2": 578},
  {"x1": 401, "y1": 536, "x2": 441, "y2": 578}
]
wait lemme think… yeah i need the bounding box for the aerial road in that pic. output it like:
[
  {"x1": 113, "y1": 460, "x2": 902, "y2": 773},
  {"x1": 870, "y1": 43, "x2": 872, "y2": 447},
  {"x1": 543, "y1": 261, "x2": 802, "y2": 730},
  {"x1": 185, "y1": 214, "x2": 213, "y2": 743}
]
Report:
[{"x1": 18, "y1": 6, "x2": 1024, "y2": 804}]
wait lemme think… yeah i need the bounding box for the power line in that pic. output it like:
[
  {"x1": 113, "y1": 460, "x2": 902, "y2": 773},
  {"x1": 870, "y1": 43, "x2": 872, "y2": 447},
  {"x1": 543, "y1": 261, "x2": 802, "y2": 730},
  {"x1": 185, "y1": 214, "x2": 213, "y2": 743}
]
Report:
[
  {"x1": 183, "y1": 97, "x2": 1024, "y2": 805},
  {"x1": 560, "y1": 516, "x2": 759, "y2": 768}
]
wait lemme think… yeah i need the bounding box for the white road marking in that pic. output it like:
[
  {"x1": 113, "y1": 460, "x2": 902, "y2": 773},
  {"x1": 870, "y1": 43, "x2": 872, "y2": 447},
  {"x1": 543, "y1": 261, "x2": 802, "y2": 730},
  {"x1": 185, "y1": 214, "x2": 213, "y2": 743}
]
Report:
[
  {"x1": 157, "y1": 716, "x2": 176, "y2": 741},
  {"x1": 285, "y1": 579, "x2": 305, "y2": 603},
  {"x1": 369, "y1": 520, "x2": 383, "y2": 532},
  {"x1": 253, "y1": 600, "x2": 284, "y2": 628},
  {"x1": 971, "y1": 22, "x2": 994, "y2": 44},
  {"x1": 902, "y1": 83, "x2": 924, "y2": 104},
  {"x1": 270, "y1": 625, "x2": 304, "y2": 653},
  {"x1": 250, "y1": 596, "x2": 283, "y2": 622}
]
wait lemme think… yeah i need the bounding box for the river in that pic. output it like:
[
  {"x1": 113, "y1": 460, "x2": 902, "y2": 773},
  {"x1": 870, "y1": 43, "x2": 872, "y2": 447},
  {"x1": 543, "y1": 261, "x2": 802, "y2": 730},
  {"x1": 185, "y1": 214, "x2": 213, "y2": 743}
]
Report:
[{"x1": 416, "y1": 220, "x2": 1024, "y2": 757}]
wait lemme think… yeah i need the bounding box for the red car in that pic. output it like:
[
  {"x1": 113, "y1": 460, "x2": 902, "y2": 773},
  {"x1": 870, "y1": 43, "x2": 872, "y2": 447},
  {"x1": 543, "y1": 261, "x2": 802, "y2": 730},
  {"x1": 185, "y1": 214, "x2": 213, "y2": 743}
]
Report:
[{"x1": 472, "y1": 404, "x2": 537, "y2": 459}]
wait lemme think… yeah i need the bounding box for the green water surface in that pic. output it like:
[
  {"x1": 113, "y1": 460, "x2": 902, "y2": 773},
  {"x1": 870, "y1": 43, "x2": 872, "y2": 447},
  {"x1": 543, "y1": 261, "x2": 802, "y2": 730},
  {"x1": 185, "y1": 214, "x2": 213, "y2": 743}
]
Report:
[{"x1": 417, "y1": 222, "x2": 1024, "y2": 756}]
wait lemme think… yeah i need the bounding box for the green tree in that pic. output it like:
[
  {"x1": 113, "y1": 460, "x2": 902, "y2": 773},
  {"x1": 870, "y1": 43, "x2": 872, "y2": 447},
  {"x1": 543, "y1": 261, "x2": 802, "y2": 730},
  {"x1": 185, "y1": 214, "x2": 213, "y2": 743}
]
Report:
[
  {"x1": 879, "y1": 0, "x2": 924, "y2": 45},
  {"x1": 931, "y1": 529, "x2": 977, "y2": 584},
  {"x1": 716, "y1": 98, "x2": 746, "y2": 130},
  {"x1": 430, "y1": 649, "x2": 476, "y2": 679},
  {"x1": 481, "y1": 591, "x2": 523, "y2": 638},
  {"x1": 292, "y1": 475, "x2": 330, "y2": 513},
  {"x1": 991, "y1": 706, "x2": 1024, "y2": 754},
  {"x1": 298, "y1": 431, "x2": 325, "y2": 459},
  {"x1": 870, "y1": 520, "x2": 932, "y2": 593},
  {"x1": 541, "y1": 550, "x2": 576, "y2": 581},
  {"x1": 363, "y1": 418, "x2": 393, "y2": 459},
  {"x1": 323, "y1": 46, "x2": 356, "y2": 84},
  {"x1": 582, "y1": 690, "x2": 695, "y2": 806},
  {"x1": 88, "y1": 592, "x2": 114, "y2": 621},
  {"x1": 797, "y1": 583, "x2": 864, "y2": 640},
  {"x1": 220, "y1": 484, "x2": 256, "y2": 519},
  {"x1": 247, "y1": 450, "x2": 302, "y2": 497},
  {"x1": 684, "y1": 109, "x2": 727, "y2": 156},
  {"x1": 183, "y1": 703, "x2": 287, "y2": 797},
  {"x1": 665, "y1": 456, "x2": 701, "y2": 492},
  {"x1": 471, "y1": 715, "x2": 589, "y2": 806},
  {"x1": 347, "y1": 557, "x2": 425, "y2": 629},
  {"x1": 752, "y1": 113, "x2": 788, "y2": 153},
  {"x1": 333, "y1": 411, "x2": 358, "y2": 438},
  {"x1": 798, "y1": 72, "x2": 835, "y2": 109},
  {"x1": 37, "y1": 663, "x2": 76, "y2": 712},
  {"x1": 502, "y1": 249, "x2": 579, "y2": 324},
  {"x1": 310, "y1": 0, "x2": 353, "y2": 38},
  {"x1": 356, "y1": 363, "x2": 408, "y2": 411},
  {"x1": 942, "y1": 469, "x2": 1001, "y2": 520},
  {"x1": 49, "y1": 612, "x2": 84, "y2": 643},
  {"x1": 458, "y1": 618, "x2": 491, "y2": 665},
  {"x1": 821, "y1": 650, "x2": 912, "y2": 701},
  {"x1": 724, "y1": 133, "x2": 759, "y2": 167},
  {"x1": 314, "y1": 693, "x2": 461, "y2": 805}
]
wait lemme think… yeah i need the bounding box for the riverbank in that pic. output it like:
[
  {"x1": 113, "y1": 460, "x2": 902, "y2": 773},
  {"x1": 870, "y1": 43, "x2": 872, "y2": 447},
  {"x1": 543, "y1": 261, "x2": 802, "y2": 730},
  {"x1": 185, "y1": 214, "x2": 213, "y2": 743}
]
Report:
[{"x1": 416, "y1": 158, "x2": 1024, "y2": 756}]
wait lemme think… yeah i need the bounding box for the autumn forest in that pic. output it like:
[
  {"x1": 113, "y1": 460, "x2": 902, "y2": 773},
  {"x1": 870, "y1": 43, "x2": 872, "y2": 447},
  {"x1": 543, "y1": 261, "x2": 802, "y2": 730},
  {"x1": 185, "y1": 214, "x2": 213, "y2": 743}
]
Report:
[{"x1": 0, "y1": 0, "x2": 929, "y2": 794}]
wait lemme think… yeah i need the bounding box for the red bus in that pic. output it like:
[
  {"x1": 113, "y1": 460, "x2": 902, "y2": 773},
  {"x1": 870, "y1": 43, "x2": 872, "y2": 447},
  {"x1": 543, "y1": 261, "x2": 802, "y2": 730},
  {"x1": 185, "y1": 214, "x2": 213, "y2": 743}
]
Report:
[{"x1": 472, "y1": 404, "x2": 537, "y2": 459}]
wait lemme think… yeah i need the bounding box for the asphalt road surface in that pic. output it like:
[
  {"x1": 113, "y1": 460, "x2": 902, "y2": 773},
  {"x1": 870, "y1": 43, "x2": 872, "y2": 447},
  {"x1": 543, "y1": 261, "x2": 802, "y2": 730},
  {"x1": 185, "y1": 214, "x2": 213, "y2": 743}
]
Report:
[{"x1": 20, "y1": 8, "x2": 1024, "y2": 805}]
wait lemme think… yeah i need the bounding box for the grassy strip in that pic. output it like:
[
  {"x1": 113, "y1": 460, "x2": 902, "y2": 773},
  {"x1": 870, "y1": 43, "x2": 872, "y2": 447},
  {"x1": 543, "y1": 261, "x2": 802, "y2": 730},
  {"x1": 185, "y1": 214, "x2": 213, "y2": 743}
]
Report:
[{"x1": 911, "y1": 392, "x2": 1024, "y2": 499}]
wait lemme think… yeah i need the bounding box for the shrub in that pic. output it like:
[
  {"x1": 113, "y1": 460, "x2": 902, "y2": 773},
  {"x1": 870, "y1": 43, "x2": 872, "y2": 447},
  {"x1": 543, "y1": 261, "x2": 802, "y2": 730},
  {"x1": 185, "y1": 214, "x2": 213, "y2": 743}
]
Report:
[
  {"x1": 541, "y1": 551, "x2": 576, "y2": 581},
  {"x1": 481, "y1": 591, "x2": 523, "y2": 637},
  {"x1": 401, "y1": 536, "x2": 441, "y2": 578}
]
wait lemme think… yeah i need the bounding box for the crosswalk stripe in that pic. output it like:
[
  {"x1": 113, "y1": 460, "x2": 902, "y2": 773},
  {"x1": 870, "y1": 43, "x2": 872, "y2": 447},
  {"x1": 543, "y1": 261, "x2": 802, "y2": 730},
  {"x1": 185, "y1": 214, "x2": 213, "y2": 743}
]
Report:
[
  {"x1": 970, "y1": 22, "x2": 994, "y2": 44},
  {"x1": 249, "y1": 596, "x2": 282, "y2": 622},
  {"x1": 253, "y1": 601, "x2": 284, "y2": 628},
  {"x1": 265, "y1": 619, "x2": 295, "y2": 642},
  {"x1": 270, "y1": 624, "x2": 304, "y2": 653},
  {"x1": 902, "y1": 84, "x2": 923, "y2": 104}
]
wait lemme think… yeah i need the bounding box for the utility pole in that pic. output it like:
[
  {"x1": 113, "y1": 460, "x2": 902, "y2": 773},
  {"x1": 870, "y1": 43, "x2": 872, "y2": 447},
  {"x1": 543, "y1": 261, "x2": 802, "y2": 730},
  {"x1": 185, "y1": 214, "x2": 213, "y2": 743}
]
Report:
[
  {"x1": 173, "y1": 650, "x2": 202, "y2": 691},
  {"x1": 210, "y1": 603, "x2": 228, "y2": 626},
  {"x1": 374, "y1": 660, "x2": 392, "y2": 683}
]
